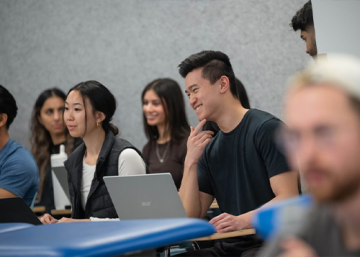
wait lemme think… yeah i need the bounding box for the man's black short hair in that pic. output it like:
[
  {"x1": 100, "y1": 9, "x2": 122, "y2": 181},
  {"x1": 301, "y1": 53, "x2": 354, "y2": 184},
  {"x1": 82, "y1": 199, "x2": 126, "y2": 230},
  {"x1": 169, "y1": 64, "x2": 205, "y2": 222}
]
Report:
[
  {"x1": 0, "y1": 85, "x2": 18, "y2": 129},
  {"x1": 178, "y1": 50, "x2": 238, "y2": 100},
  {"x1": 291, "y1": 1, "x2": 314, "y2": 31}
]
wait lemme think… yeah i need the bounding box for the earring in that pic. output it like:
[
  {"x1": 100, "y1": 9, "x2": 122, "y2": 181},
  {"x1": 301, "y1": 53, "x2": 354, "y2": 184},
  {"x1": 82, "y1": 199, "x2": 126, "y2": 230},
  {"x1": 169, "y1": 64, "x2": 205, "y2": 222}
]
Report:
[{"x1": 97, "y1": 122, "x2": 100, "y2": 127}]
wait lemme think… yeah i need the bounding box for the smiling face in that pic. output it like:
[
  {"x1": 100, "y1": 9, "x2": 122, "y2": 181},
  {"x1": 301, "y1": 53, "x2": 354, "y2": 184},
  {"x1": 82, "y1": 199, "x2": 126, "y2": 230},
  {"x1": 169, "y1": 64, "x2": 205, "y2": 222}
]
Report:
[
  {"x1": 64, "y1": 90, "x2": 98, "y2": 138},
  {"x1": 284, "y1": 85, "x2": 360, "y2": 203},
  {"x1": 185, "y1": 68, "x2": 219, "y2": 121},
  {"x1": 38, "y1": 96, "x2": 66, "y2": 138},
  {"x1": 142, "y1": 89, "x2": 166, "y2": 127}
]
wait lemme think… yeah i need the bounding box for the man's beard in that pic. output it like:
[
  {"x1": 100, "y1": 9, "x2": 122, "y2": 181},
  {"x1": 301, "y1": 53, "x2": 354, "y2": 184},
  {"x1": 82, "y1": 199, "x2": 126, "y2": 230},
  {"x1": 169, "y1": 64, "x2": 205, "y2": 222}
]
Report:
[{"x1": 310, "y1": 170, "x2": 360, "y2": 204}]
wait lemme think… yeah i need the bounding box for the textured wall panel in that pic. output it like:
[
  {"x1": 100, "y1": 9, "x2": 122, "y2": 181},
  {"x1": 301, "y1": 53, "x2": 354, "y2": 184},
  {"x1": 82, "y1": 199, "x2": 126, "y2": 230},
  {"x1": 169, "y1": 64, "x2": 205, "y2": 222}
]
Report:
[{"x1": 0, "y1": 0, "x2": 308, "y2": 150}]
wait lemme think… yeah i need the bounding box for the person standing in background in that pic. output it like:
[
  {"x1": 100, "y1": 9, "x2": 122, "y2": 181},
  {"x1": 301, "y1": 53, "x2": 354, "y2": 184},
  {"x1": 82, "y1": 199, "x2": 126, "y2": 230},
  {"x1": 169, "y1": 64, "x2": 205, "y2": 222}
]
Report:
[
  {"x1": 142, "y1": 78, "x2": 190, "y2": 190},
  {"x1": 291, "y1": 1, "x2": 318, "y2": 57}
]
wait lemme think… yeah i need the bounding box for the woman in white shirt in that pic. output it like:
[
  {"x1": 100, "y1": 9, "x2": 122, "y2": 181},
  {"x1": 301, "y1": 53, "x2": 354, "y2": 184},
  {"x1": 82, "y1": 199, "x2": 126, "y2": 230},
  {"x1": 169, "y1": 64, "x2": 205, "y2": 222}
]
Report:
[{"x1": 40, "y1": 80, "x2": 146, "y2": 223}]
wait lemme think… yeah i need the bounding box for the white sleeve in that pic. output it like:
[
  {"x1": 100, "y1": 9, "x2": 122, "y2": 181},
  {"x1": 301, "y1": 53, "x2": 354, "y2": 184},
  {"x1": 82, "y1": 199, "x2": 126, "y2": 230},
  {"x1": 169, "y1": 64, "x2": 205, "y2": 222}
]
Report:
[
  {"x1": 90, "y1": 217, "x2": 120, "y2": 221},
  {"x1": 118, "y1": 149, "x2": 146, "y2": 176},
  {"x1": 89, "y1": 149, "x2": 145, "y2": 222}
]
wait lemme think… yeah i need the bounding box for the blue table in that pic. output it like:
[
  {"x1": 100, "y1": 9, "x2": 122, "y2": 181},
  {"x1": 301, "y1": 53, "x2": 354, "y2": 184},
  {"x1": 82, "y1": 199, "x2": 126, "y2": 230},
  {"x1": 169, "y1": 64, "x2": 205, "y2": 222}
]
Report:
[
  {"x1": 0, "y1": 218, "x2": 215, "y2": 257},
  {"x1": 0, "y1": 222, "x2": 33, "y2": 234}
]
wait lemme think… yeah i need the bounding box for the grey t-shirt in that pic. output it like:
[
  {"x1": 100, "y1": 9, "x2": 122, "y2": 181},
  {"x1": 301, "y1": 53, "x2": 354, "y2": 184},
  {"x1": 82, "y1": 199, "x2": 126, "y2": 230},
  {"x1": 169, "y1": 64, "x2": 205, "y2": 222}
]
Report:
[{"x1": 259, "y1": 205, "x2": 360, "y2": 257}]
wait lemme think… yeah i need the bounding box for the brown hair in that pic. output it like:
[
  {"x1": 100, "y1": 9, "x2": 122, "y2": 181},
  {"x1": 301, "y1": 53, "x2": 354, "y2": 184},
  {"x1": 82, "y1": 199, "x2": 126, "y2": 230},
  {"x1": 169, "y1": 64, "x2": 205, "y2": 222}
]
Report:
[{"x1": 30, "y1": 88, "x2": 75, "y2": 200}]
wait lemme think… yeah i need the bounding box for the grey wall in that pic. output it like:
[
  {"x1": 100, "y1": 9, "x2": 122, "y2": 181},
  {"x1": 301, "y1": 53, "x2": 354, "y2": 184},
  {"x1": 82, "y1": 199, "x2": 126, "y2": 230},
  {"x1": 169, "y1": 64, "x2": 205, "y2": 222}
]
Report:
[
  {"x1": 0, "y1": 0, "x2": 309, "y2": 151},
  {"x1": 313, "y1": 0, "x2": 360, "y2": 58}
]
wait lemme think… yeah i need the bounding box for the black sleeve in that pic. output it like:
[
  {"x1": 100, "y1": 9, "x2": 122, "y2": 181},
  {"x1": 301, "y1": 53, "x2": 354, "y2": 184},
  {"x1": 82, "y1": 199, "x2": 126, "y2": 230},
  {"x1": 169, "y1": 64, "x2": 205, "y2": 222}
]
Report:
[
  {"x1": 142, "y1": 141, "x2": 150, "y2": 165},
  {"x1": 255, "y1": 118, "x2": 291, "y2": 178},
  {"x1": 197, "y1": 149, "x2": 214, "y2": 196}
]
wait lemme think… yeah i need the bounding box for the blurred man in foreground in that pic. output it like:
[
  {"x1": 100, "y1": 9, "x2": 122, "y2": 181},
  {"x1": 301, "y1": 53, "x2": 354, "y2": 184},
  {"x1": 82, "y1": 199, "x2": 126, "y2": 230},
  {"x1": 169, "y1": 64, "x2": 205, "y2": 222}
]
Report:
[{"x1": 259, "y1": 55, "x2": 360, "y2": 256}]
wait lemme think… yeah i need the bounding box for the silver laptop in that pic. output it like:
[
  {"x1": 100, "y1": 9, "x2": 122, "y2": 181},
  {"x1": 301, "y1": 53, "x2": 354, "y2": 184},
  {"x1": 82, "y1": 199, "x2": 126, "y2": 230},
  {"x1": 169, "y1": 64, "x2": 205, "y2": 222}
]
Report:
[{"x1": 104, "y1": 173, "x2": 187, "y2": 220}]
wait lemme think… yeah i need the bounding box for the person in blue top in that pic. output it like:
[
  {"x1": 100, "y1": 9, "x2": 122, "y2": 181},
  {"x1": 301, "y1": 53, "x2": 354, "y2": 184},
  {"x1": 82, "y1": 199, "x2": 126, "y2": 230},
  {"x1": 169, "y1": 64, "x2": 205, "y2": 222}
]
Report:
[{"x1": 0, "y1": 85, "x2": 39, "y2": 206}]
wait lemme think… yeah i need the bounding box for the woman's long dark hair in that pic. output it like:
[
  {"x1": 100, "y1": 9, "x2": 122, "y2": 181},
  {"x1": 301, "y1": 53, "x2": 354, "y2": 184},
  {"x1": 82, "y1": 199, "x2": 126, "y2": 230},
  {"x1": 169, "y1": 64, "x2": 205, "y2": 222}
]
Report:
[
  {"x1": 30, "y1": 88, "x2": 75, "y2": 200},
  {"x1": 141, "y1": 78, "x2": 190, "y2": 143},
  {"x1": 235, "y1": 77, "x2": 250, "y2": 109},
  {"x1": 67, "y1": 80, "x2": 119, "y2": 136}
]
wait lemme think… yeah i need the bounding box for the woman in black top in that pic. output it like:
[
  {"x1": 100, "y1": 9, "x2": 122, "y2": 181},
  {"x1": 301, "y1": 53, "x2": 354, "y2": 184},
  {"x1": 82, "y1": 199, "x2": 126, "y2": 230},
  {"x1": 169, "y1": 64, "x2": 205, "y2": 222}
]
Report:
[
  {"x1": 40, "y1": 80, "x2": 146, "y2": 224},
  {"x1": 142, "y1": 78, "x2": 190, "y2": 189}
]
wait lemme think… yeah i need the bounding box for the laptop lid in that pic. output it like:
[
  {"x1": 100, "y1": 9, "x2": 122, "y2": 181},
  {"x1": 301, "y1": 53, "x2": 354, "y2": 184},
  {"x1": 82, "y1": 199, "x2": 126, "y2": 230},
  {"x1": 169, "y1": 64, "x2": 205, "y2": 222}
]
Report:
[
  {"x1": 104, "y1": 173, "x2": 187, "y2": 220},
  {"x1": 0, "y1": 197, "x2": 42, "y2": 225},
  {"x1": 52, "y1": 166, "x2": 70, "y2": 200}
]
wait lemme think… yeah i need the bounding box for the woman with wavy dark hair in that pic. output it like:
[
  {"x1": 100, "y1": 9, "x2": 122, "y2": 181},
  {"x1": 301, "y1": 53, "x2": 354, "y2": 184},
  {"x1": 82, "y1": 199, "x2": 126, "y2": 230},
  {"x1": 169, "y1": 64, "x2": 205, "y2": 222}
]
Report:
[
  {"x1": 142, "y1": 78, "x2": 190, "y2": 189},
  {"x1": 30, "y1": 88, "x2": 76, "y2": 212},
  {"x1": 40, "y1": 80, "x2": 146, "y2": 223}
]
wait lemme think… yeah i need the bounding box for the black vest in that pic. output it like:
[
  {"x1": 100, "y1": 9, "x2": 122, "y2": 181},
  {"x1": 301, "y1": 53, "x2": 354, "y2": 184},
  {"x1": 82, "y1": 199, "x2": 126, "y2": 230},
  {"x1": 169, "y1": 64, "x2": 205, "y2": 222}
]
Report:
[{"x1": 64, "y1": 130, "x2": 146, "y2": 219}]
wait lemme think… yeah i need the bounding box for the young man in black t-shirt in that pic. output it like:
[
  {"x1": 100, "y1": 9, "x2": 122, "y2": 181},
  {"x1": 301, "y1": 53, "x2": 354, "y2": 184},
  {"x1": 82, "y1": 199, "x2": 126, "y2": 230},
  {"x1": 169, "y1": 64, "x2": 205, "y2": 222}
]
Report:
[{"x1": 177, "y1": 51, "x2": 299, "y2": 256}]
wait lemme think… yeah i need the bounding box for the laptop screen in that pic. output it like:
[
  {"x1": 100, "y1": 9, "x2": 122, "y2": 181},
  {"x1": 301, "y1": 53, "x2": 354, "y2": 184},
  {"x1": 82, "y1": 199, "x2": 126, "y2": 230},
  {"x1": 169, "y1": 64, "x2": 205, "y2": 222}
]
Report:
[
  {"x1": 104, "y1": 173, "x2": 187, "y2": 220},
  {"x1": 0, "y1": 197, "x2": 42, "y2": 225}
]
